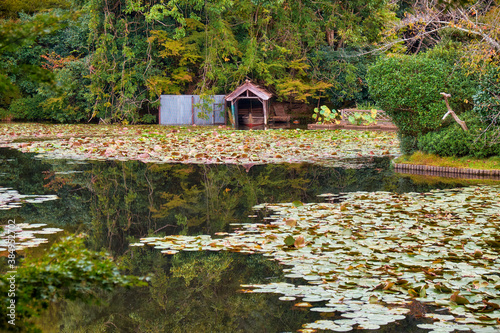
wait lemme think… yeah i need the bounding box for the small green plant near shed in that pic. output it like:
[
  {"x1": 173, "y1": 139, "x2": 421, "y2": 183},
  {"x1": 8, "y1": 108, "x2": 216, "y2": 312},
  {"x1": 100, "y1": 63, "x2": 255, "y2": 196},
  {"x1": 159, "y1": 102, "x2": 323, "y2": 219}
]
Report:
[
  {"x1": 312, "y1": 105, "x2": 340, "y2": 124},
  {"x1": 348, "y1": 109, "x2": 378, "y2": 125}
]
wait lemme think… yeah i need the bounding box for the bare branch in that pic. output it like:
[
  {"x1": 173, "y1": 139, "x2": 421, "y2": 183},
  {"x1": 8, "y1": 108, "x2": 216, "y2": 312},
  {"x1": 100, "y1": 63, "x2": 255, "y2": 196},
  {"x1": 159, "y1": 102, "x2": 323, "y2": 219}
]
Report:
[{"x1": 441, "y1": 92, "x2": 468, "y2": 131}]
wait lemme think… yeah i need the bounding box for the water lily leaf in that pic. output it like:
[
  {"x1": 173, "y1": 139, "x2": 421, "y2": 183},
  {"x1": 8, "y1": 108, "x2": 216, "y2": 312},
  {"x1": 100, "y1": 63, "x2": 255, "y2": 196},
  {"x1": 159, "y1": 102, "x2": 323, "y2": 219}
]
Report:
[
  {"x1": 450, "y1": 291, "x2": 470, "y2": 305},
  {"x1": 420, "y1": 286, "x2": 427, "y2": 298},
  {"x1": 294, "y1": 235, "x2": 306, "y2": 248},
  {"x1": 358, "y1": 323, "x2": 381, "y2": 330},
  {"x1": 310, "y1": 307, "x2": 336, "y2": 312},
  {"x1": 294, "y1": 302, "x2": 313, "y2": 308},
  {"x1": 435, "y1": 283, "x2": 453, "y2": 293},
  {"x1": 284, "y1": 235, "x2": 295, "y2": 246},
  {"x1": 285, "y1": 218, "x2": 297, "y2": 227}
]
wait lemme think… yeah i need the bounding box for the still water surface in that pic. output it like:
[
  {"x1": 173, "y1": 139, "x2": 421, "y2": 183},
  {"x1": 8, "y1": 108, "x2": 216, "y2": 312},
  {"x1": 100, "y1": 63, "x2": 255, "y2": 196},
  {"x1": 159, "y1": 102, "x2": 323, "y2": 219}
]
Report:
[{"x1": 1, "y1": 147, "x2": 497, "y2": 332}]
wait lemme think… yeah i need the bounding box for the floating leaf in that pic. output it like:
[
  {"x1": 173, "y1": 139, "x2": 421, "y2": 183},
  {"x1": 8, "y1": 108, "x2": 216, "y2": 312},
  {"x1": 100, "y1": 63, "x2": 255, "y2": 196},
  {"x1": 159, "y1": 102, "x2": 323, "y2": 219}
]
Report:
[
  {"x1": 294, "y1": 302, "x2": 313, "y2": 308},
  {"x1": 284, "y1": 235, "x2": 295, "y2": 247},
  {"x1": 294, "y1": 235, "x2": 306, "y2": 248},
  {"x1": 285, "y1": 218, "x2": 297, "y2": 227},
  {"x1": 450, "y1": 292, "x2": 470, "y2": 305}
]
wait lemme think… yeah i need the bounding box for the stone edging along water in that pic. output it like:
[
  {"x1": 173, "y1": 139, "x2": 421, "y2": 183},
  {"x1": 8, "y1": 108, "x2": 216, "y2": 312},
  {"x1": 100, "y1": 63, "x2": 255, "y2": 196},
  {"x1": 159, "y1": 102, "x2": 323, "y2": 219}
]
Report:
[{"x1": 394, "y1": 163, "x2": 500, "y2": 179}]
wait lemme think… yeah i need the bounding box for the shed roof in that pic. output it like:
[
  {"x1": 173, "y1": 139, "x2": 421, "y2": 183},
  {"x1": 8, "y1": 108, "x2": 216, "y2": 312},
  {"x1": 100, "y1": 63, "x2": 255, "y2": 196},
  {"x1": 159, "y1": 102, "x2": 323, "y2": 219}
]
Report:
[{"x1": 225, "y1": 79, "x2": 273, "y2": 102}]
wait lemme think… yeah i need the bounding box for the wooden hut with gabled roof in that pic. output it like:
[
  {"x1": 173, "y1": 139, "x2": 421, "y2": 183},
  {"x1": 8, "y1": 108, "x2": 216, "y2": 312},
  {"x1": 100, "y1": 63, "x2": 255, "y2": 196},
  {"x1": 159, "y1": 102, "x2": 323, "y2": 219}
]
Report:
[{"x1": 225, "y1": 79, "x2": 273, "y2": 129}]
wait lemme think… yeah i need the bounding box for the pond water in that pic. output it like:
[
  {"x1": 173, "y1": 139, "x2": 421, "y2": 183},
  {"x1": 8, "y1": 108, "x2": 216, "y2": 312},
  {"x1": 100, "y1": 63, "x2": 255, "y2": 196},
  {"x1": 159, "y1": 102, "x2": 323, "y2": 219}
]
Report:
[{"x1": 1, "y1": 147, "x2": 499, "y2": 332}]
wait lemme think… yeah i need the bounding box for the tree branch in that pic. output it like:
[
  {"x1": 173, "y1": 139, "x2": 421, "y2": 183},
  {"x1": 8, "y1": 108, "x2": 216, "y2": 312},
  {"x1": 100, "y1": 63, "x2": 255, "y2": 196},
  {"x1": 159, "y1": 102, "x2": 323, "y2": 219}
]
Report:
[{"x1": 440, "y1": 92, "x2": 468, "y2": 131}]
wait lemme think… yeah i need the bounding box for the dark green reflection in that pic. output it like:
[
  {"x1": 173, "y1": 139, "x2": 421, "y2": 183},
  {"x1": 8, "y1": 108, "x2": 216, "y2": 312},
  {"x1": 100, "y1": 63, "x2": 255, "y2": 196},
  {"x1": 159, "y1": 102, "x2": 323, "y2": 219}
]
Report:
[
  {"x1": 0, "y1": 148, "x2": 487, "y2": 256},
  {"x1": 0, "y1": 148, "x2": 489, "y2": 332},
  {"x1": 36, "y1": 251, "x2": 317, "y2": 333},
  {"x1": 0, "y1": 148, "x2": 91, "y2": 229},
  {"x1": 34, "y1": 250, "x2": 431, "y2": 333}
]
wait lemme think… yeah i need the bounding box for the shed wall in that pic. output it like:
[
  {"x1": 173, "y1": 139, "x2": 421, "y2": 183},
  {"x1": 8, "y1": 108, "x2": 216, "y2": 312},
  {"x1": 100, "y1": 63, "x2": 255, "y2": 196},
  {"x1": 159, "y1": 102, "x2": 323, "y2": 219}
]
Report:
[{"x1": 160, "y1": 95, "x2": 226, "y2": 125}]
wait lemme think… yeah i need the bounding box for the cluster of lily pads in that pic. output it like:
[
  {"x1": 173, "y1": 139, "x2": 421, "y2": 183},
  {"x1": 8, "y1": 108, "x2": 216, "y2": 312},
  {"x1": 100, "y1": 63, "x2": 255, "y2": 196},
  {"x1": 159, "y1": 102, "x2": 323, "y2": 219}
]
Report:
[
  {"x1": 133, "y1": 185, "x2": 500, "y2": 332},
  {"x1": 0, "y1": 124, "x2": 399, "y2": 165},
  {"x1": 0, "y1": 223, "x2": 64, "y2": 252},
  {"x1": 0, "y1": 188, "x2": 61, "y2": 252},
  {"x1": 0, "y1": 187, "x2": 58, "y2": 210},
  {"x1": 0, "y1": 123, "x2": 138, "y2": 143}
]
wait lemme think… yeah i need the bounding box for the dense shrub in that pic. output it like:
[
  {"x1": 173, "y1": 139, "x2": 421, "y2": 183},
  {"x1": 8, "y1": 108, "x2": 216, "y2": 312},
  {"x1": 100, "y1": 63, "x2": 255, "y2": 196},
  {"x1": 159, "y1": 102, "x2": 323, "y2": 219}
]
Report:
[
  {"x1": 473, "y1": 66, "x2": 500, "y2": 127},
  {"x1": 418, "y1": 112, "x2": 500, "y2": 158},
  {"x1": 7, "y1": 60, "x2": 91, "y2": 123},
  {"x1": 398, "y1": 133, "x2": 419, "y2": 155},
  {"x1": 367, "y1": 44, "x2": 477, "y2": 139},
  {"x1": 8, "y1": 94, "x2": 47, "y2": 121}
]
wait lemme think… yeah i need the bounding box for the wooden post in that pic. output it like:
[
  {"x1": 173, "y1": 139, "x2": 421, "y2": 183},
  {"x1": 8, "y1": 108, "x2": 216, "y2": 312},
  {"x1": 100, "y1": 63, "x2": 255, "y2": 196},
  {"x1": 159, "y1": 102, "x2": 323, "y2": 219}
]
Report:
[
  {"x1": 158, "y1": 103, "x2": 161, "y2": 125},
  {"x1": 441, "y1": 93, "x2": 468, "y2": 131},
  {"x1": 263, "y1": 100, "x2": 268, "y2": 126},
  {"x1": 191, "y1": 95, "x2": 195, "y2": 125},
  {"x1": 231, "y1": 101, "x2": 237, "y2": 129}
]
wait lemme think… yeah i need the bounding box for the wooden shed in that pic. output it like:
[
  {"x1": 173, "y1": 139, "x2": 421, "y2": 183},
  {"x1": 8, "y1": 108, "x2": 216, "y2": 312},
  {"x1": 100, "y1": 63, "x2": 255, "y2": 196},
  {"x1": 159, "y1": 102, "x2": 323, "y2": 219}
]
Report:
[{"x1": 225, "y1": 80, "x2": 273, "y2": 129}]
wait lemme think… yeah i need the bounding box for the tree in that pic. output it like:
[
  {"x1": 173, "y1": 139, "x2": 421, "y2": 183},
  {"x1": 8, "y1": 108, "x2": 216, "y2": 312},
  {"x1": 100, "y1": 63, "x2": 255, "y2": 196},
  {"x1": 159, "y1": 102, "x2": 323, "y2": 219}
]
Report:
[
  {"x1": 0, "y1": 12, "x2": 64, "y2": 114},
  {"x1": 382, "y1": 0, "x2": 500, "y2": 59}
]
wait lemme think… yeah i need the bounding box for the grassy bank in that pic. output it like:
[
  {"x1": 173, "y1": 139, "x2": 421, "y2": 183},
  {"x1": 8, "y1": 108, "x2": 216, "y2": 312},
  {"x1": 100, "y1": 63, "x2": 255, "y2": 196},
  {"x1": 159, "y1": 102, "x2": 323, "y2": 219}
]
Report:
[{"x1": 394, "y1": 151, "x2": 500, "y2": 170}]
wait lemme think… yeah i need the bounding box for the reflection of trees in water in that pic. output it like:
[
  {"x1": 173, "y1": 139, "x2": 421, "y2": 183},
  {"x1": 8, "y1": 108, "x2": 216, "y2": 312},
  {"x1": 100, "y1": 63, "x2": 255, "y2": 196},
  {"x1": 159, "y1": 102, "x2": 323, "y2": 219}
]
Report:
[
  {"x1": 40, "y1": 252, "x2": 316, "y2": 333},
  {"x1": 0, "y1": 148, "x2": 91, "y2": 228},
  {"x1": 0, "y1": 149, "x2": 475, "y2": 256},
  {"x1": 86, "y1": 159, "x2": 406, "y2": 254},
  {"x1": 1, "y1": 149, "x2": 485, "y2": 332}
]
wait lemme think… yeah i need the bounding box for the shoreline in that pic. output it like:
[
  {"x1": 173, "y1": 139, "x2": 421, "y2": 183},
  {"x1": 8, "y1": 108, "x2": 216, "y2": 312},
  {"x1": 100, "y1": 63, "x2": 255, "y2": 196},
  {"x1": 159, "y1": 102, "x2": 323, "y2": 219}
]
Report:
[{"x1": 393, "y1": 162, "x2": 500, "y2": 179}]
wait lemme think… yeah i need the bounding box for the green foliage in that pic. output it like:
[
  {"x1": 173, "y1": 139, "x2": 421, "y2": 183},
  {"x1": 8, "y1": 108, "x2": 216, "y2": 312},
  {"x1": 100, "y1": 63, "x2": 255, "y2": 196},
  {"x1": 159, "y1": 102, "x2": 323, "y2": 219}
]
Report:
[
  {"x1": 0, "y1": 0, "x2": 70, "y2": 18},
  {"x1": 39, "y1": 59, "x2": 92, "y2": 123},
  {"x1": 312, "y1": 105, "x2": 340, "y2": 124},
  {"x1": 7, "y1": 59, "x2": 91, "y2": 122},
  {"x1": 398, "y1": 133, "x2": 419, "y2": 155},
  {"x1": 1, "y1": 0, "x2": 398, "y2": 122},
  {"x1": 473, "y1": 66, "x2": 500, "y2": 127},
  {"x1": 309, "y1": 48, "x2": 377, "y2": 108},
  {"x1": 7, "y1": 95, "x2": 47, "y2": 121},
  {"x1": 417, "y1": 112, "x2": 500, "y2": 158},
  {"x1": 0, "y1": 11, "x2": 65, "y2": 109},
  {"x1": 367, "y1": 44, "x2": 478, "y2": 138},
  {"x1": 348, "y1": 109, "x2": 378, "y2": 126},
  {"x1": 0, "y1": 235, "x2": 144, "y2": 332},
  {"x1": 126, "y1": 0, "x2": 396, "y2": 105}
]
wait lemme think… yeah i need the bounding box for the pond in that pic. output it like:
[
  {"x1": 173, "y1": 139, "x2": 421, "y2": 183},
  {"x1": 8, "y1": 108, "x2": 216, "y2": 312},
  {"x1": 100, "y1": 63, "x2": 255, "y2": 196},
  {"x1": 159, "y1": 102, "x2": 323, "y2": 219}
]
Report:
[{"x1": 1, "y1": 129, "x2": 500, "y2": 332}]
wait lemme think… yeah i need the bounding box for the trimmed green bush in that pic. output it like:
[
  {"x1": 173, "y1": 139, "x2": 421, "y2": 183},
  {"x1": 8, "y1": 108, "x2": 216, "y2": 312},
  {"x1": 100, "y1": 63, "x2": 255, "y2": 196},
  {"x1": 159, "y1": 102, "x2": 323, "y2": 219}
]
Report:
[
  {"x1": 418, "y1": 112, "x2": 500, "y2": 158},
  {"x1": 398, "y1": 133, "x2": 419, "y2": 155},
  {"x1": 367, "y1": 44, "x2": 477, "y2": 140}
]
